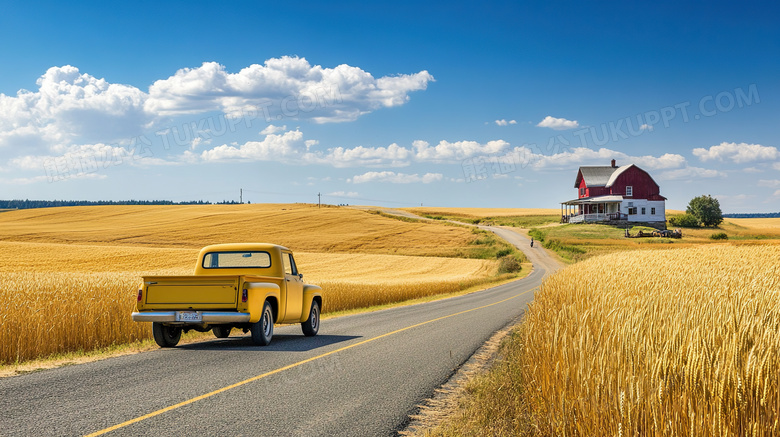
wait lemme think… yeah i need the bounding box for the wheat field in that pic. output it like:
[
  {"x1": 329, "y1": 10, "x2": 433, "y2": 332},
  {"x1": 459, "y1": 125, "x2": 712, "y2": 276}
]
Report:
[
  {"x1": 0, "y1": 205, "x2": 508, "y2": 365},
  {"x1": 727, "y1": 217, "x2": 780, "y2": 234},
  {"x1": 429, "y1": 245, "x2": 780, "y2": 436},
  {"x1": 403, "y1": 207, "x2": 562, "y2": 218},
  {"x1": 0, "y1": 252, "x2": 499, "y2": 364},
  {"x1": 0, "y1": 203, "x2": 481, "y2": 257}
]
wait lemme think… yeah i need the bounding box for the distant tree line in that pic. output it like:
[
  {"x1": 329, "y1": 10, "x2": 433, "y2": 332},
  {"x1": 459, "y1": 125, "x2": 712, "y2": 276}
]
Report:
[
  {"x1": 723, "y1": 212, "x2": 780, "y2": 218},
  {"x1": 0, "y1": 199, "x2": 246, "y2": 209}
]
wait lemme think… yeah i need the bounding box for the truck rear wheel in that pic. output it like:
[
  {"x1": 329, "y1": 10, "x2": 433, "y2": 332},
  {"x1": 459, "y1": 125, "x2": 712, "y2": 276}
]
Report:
[
  {"x1": 152, "y1": 322, "x2": 181, "y2": 347},
  {"x1": 213, "y1": 326, "x2": 232, "y2": 338},
  {"x1": 250, "y1": 301, "x2": 274, "y2": 346},
  {"x1": 301, "y1": 300, "x2": 320, "y2": 337}
]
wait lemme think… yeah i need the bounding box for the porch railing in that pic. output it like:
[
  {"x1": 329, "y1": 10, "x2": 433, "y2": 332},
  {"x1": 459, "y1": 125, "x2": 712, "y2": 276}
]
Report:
[{"x1": 562, "y1": 212, "x2": 628, "y2": 223}]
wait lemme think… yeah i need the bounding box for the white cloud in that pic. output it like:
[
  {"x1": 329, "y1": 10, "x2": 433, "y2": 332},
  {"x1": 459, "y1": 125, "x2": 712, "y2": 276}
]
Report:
[
  {"x1": 413, "y1": 139, "x2": 510, "y2": 162},
  {"x1": 190, "y1": 132, "x2": 691, "y2": 184},
  {"x1": 758, "y1": 179, "x2": 780, "y2": 188},
  {"x1": 260, "y1": 124, "x2": 287, "y2": 135},
  {"x1": 350, "y1": 171, "x2": 443, "y2": 184},
  {"x1": 200, "y1": 130, "x2": 306, "y2": 162},
  {"x1": 632, "y1": 153, "x2": 687, "y2": 170},
  {"x1": 316, "y1": 143, "x2": 412, "y2": 168},
  {"x1": 196, "y1": 128, "x2": 416, "y2": 167},
  {"x1": 0, "y1": 59, "x2": 433, "y2": 173},
  {"x1": 9, "y1": 142, "x2": 169, "y2": 173},
  {"x1": 657, "y1": 166, "x2": 726, "y2": 181},
  {"x1": 0, "y1": 173, "x2": 107, "y2": 185},
  {"x1": 640, "y1": 124, "x2": 653, "y2": 131},
  {"x1": 0, "y1": 65, "x2": 150, "y2": 150},
  {"x1": 327, "y1": 191, "x2": 359, "y2": 197},
  {"x1": 715, "y1": 194, "x2": 755, "y2": 204},
  {"x1": 2, "y1": 140, "x2": 173, "y2": 184},
  {"x1": 536, "y1": 116, "x2": 579, "y2": 130},
  {"x1": 145, "y1": 57, "x2": 434, "y2": 122},
  {"x1": 494, "y1": 119, "x2": 517, "y2": 126},
  {"x1": 522, "y1": 147, "x2": 685, "y2": 171},
  {"x1": 692, "y1": 142, "x2": 779, "y2": 163},
  {"x1": 522, "y1": 146, "x2": 612, "y2": 169}
]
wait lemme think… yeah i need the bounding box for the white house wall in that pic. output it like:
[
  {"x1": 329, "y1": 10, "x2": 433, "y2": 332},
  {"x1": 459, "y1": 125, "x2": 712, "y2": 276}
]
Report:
[{"x1": 621, "y1": 199, "x2": 666, "y2": 222}]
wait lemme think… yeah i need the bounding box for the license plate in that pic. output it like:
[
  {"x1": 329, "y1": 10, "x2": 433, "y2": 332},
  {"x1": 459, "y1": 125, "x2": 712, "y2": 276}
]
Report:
[{"x1": 176, "y1": 311, "x2": 202, "y2": 322}]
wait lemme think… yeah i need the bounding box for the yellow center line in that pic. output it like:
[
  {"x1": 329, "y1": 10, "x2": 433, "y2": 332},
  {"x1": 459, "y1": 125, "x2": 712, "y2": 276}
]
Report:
[{"x1": 85, "y1": 288, "x2": 532, "y2": 436}]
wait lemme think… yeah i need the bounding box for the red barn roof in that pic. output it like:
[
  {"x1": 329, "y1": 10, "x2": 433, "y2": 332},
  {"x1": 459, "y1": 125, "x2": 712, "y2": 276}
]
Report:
[{"x1": 574, "y1": 162, "x2": 666, "y2": 201}]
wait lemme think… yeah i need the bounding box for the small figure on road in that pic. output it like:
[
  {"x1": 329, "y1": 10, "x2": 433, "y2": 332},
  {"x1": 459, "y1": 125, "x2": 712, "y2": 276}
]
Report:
[{"x1": 530, "y1": 237, "x2": 534, "y2": 247}]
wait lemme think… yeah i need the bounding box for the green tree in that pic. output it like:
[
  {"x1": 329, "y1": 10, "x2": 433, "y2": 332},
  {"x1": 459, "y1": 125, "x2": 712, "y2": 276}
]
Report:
[{"x1": 686, "y1": 195, "x2": 723, "y2": 227}]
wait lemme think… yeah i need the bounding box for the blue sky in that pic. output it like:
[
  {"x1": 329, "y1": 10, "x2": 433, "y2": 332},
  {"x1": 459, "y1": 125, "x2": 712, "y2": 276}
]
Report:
[{"x1": 0, "y1": 1, "x2": 778, "y2": 212}]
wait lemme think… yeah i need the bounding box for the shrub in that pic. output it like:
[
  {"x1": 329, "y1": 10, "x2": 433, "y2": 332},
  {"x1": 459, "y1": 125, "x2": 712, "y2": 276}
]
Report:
[
  {"x1": 710, "y1": 232, "x2": 728, "y2": 240},
  {"x1": 669, "y1": 213, "x2": 701, "y2": 228},
  {"x1": 497, "y1": 255, "x2": 522, "y2": 274},
  {"x1": 496, "y1": 248, "x2": 514, "y2": 258}
]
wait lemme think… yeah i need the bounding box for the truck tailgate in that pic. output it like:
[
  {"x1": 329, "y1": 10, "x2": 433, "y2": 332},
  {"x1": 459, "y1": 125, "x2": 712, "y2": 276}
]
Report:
[{"x1": 143, "y1": 276, "x2": 239, "y2": 307}]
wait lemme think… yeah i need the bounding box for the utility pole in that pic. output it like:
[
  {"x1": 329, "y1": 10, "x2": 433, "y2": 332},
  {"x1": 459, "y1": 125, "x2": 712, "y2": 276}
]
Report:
[
  {"x1": 240, "y1": 188, "x2": 243, "y2": 204},
  {"x1": 318, "y1": 192, "x2": 321, "y2": 208}
]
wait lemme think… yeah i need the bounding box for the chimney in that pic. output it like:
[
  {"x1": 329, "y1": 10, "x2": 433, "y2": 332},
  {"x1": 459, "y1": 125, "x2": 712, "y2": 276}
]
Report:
[{"x1": 611, "y1": 159, "x2": 616, "y2": 168}]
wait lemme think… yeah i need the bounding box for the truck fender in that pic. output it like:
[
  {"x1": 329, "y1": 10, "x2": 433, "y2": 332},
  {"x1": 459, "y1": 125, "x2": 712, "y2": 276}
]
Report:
[
  {"x1": 301, "y1": 284, "x2": 323, "y2": 322},
  {"x1": 245, "y1": 282, "x2": 280, "y2": 323}
]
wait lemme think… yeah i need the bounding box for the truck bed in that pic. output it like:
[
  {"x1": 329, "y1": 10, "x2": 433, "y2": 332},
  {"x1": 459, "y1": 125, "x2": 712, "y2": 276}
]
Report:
[
  {"x1": 142, "y1": 275, "x2": 239, "y2": 308},
  {"x1": 140, "y1": 274, "x2": 281, "y2": 309}
]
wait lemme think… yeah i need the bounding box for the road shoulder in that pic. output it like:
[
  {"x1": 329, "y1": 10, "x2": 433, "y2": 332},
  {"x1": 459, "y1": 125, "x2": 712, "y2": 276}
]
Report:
[{"x1": 399, "y1": 315, "x2": 521, "y2": 436}]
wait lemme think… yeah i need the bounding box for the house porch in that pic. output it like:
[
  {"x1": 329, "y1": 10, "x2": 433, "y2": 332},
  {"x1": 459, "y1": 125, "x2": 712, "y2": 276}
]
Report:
[{"x1": 560, "y1": 196, "x2": 626, "y2": 223}]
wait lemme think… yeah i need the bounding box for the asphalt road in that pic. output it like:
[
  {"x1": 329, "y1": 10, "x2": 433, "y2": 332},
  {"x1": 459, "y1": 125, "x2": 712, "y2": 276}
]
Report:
[{"x1": 0, "y1": 226, "x2": 560, "y2": 437}]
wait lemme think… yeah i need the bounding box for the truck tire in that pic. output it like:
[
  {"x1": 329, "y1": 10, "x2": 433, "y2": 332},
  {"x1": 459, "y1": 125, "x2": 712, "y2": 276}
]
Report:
[
  {"x1": 152, "y1": 322, "x2": 181, "y2": 347},
  {"x1": 213, "y1": 326, "x2": 231, "y2": 338},
  {"x1": 301, "y1": 300, "x2": 320, "y2": 337},
  {"x1": 250, "y1": 301, "x2": 274, "y2": 346}
]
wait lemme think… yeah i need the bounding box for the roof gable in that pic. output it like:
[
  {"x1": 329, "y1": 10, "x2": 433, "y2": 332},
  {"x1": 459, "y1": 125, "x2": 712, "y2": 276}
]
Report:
[
  {"x1": 604, "y1": 164, "x2": 634, "y2": 187},
  {"x1": 606, "y1": 164, "x2": 661, "y2": 190},
  {"x1": 574, "y1": 166, "x2": 619, "y2": 188}
]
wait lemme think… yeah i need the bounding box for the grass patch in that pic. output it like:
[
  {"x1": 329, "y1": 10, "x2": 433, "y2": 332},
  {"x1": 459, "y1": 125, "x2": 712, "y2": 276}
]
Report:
[
  {"x1": 524, "y1": 219, "x2": 780, "y2": 262},
  {"x1": 420, "y1": 213, "x2": 560, "y2": 228},
  {"x1": 371, "y1": 210, "x2": 426, "y2": 223},
  {"x1": 528, "y1": 227, "x2": 587, "y2": 261},
  {"x1": 466, "y1": 228, "x2": 528, "y2": 263}
]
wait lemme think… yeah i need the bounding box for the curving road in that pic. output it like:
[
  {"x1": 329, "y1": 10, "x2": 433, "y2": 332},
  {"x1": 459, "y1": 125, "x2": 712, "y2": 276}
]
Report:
[{"x1": 0, "y1": 226, "x2": 561, "y2": 437}]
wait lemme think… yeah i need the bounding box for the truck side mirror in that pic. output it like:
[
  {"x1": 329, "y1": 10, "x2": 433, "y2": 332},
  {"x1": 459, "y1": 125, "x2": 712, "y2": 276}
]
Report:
[{"x1": 298, "y1": 273, "x2": 303, "y2": 279}]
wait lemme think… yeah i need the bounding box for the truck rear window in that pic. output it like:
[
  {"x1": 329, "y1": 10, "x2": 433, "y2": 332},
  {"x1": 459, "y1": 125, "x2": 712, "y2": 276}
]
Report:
[{"x1": 202, "y1": 251, "x2": 272, "y2": 269}]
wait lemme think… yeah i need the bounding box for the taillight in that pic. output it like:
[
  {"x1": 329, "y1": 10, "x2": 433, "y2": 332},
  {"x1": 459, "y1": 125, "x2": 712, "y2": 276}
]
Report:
[
  {"x1": 242, "y1": 288, "x2": 248, "y2": 302},
  {"x1": 137, "y1": 289, "x2": 143, "y2": 302}
]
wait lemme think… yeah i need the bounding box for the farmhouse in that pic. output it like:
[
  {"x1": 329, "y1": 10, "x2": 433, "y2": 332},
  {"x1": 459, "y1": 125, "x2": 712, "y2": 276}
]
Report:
[{"x1": 561, "y1": 160, "x2": 666, "y2": 224}]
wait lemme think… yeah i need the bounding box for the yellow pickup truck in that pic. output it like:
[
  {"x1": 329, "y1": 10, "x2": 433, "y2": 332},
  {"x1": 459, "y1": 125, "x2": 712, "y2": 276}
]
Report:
[{"x1": 132, "y1": 243, "x2": 323, "y2": 348}]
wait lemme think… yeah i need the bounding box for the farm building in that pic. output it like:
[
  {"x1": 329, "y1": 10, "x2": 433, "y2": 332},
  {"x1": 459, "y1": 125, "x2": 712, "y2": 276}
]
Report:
[{"x1": 561, "y1": 160, "x2": 666, "y2": 224}]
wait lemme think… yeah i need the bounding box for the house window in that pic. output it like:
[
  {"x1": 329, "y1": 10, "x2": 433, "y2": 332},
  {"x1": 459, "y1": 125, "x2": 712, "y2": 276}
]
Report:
[
  {"x1": 651, "y1": 207, "x2": 656, "y2": 215},
  {"x1": 641, "y1": 207, "x2": 646, "y2": 215},
  {"x1": 628, "y1": 207, "x2": 637, "y2": 215},
  {"x1": 580, "y1": 188, "x2": 586, "y2": 197},
  {"x1": 626, "y1": 186, "x2": 633, "y2": 196}
]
